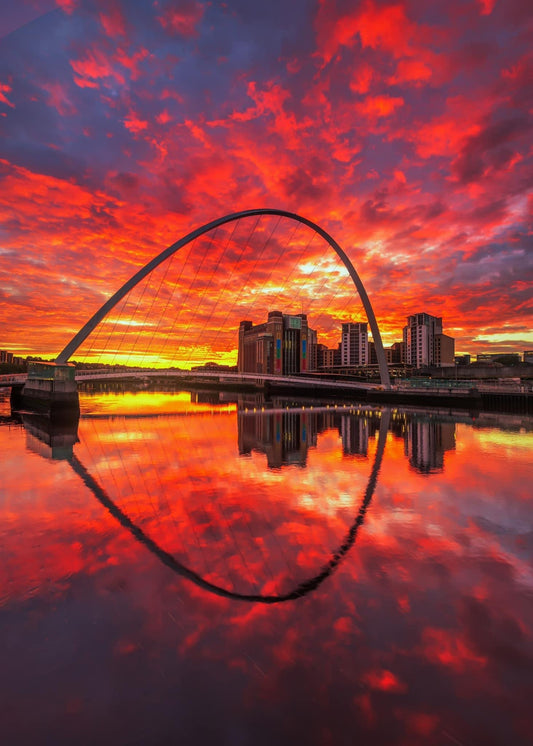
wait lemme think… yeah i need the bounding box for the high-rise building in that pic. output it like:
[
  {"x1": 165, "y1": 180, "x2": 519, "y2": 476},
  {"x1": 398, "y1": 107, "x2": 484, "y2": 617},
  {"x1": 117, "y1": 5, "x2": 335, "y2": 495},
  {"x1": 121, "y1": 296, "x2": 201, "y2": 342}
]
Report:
[
  {"x1": 341, "y1": 322, "x2": 368, "y2": 367},
  {"x1": 238, "y1": 311, "x2": 316, "y2": 374},
  {"x1": 403, "y1": 313, "x2": 454, "y2": 367}
]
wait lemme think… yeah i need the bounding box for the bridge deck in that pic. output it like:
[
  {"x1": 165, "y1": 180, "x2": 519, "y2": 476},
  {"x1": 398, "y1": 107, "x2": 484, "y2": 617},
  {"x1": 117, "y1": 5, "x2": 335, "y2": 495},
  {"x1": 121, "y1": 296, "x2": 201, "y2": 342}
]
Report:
[{"x1": 1, "y1": 368, "x2": 531, "y2": 395}]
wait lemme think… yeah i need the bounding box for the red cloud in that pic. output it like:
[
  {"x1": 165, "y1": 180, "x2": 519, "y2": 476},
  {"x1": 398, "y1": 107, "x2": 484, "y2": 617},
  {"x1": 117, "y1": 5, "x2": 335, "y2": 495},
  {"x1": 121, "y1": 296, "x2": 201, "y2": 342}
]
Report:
[
  {"x1": 315, "y1": 0, "x2": 439, "y2": 65},
  {"x1": 157, "y1": 0, "x2": 205, "y2": 37},
  {"x1": 478, "y1": 0, "x2": 496, "y2": 14},
  {"x1": 156, "y1": 109, "x2": 172, "y2": 125},
  {"x1": 41, "y1": 80, "x2": 77, "y2": 116},
  {"x1": 115, "y1": 47, "x2": 150, "y2": 81},
  {"x1": 363, "y1": 668, "x2": 407, "y2": 693},
  {"x1": 123, "y1": 112, "x2": 148, "y2": 133},
  {"x1": 388, "y1": 58, "x2": 433, "y2": 86},
  {"x1": 55, "y1": 0, "x2": 77, "y2": 13},
  {"x1": 349, "y1": 62, "x2": 375, "y2": 94},
  {"x1": 73, "y1": 76, "x2": 99, "y2": 89},
  {"x1": 70, "y1": 47, "x2": 126, "y2": 86},
  {"x1": 99, "y1": 2, "x2": 127, "y2": 37},
  {"x1": 0, "y1": 82, "x2": 15, "y2": 108}
]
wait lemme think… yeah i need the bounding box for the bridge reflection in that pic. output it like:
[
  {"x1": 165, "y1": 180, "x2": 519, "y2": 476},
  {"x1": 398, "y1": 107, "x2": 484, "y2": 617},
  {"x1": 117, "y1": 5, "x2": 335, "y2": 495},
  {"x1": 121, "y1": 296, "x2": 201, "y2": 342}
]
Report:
[
  {"x1": 66, "y1": 407, "x2": 389, "y2": 603},
  {"x1": 14, "y1": 394, "x2": 463, "y2": 603}
]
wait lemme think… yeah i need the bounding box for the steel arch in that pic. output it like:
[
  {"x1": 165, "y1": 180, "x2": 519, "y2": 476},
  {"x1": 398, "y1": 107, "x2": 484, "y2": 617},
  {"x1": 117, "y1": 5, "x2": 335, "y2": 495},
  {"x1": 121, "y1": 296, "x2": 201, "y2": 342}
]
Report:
[{"x1": 56, "y1": 209, "x2": 390, "y2": 389}]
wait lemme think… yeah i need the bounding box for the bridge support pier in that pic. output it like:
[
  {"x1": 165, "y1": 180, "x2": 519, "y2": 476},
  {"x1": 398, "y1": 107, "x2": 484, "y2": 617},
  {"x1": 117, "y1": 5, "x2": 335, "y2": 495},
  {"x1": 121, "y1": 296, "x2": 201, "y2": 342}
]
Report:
[
  {"x1": 21, "y1": 361, "x2": 79, "y2": 419},
  {"x1": 10, "y1": 384, "x2": 24, "y2": 413}
]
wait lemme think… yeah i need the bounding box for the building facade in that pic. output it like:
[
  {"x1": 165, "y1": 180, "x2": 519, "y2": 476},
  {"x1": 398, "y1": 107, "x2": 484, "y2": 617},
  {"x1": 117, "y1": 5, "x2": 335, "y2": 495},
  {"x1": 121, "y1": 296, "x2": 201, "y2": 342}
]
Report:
[
  {"x1": 317, "y1": 344, "x2": 340, "y2": 369},
  {"x1": 238, "y1": 311, "x2": 316, "y2": 375},
  {"x1": 386, "y1": 341, "x2": 404, "y2": 365},
  {"x1": 403, "y1": 313, "x2": 455, "y2": 367},
  {"x1": 341, "y1": 322, "x2": 368, "y2": 367}
]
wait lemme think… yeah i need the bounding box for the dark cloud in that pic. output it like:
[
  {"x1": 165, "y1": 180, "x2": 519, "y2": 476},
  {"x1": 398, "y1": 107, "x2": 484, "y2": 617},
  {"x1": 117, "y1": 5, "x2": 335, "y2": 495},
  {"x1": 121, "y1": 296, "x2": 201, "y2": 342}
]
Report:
[{"x1": 453, "y1": 116, "x2": 530, "y2": 184}]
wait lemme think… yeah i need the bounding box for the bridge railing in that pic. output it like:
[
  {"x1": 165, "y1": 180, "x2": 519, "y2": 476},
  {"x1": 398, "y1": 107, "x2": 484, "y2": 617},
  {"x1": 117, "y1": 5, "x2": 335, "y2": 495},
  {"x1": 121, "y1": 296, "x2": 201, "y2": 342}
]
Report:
[
  {"x1": 72, "y1": 369, "x2": 382, "y2": 390},
  {"x1": 0, "y1": 373, "x2": 28, "y2": 386}
]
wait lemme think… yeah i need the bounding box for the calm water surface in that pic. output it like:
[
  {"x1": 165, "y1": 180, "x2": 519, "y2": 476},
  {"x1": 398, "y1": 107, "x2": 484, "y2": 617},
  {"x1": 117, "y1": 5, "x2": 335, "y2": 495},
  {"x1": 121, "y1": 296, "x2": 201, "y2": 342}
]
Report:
[{"x1": 1, "y1": 389, "x2": 532, "y2": 745}]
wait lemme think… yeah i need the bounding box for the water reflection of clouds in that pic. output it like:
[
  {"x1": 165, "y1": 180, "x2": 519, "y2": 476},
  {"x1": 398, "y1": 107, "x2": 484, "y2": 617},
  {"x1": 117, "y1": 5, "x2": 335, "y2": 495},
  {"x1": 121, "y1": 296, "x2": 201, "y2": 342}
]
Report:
[
  {"x1": 1, "y1": 398, "x2": 533, "y2": 745},
  {"x1": 67, "y1": 407, "x2": 390, "y2": 603}
]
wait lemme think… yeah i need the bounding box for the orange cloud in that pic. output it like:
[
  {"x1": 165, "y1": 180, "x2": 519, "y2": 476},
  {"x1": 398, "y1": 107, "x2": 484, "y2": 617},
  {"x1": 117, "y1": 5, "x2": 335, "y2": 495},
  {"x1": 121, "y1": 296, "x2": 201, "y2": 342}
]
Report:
[{"x1": 355, "y1": 94, "x2": 404, "y2": 119}]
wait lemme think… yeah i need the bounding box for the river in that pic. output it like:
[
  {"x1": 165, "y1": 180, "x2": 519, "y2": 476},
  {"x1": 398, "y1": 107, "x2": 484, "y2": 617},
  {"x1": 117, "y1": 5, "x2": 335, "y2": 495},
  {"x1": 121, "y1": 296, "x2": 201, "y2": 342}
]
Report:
[{"x1": 1, "y1": 387, "x2": 532, "y2": 745}]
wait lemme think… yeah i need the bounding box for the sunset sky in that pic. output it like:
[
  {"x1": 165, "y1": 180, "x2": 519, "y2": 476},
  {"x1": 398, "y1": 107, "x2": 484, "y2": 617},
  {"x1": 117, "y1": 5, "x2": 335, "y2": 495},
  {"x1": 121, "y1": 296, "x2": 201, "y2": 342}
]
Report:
[{"x1": 0, "y1": 0, "x2": 531, "y2": 364}]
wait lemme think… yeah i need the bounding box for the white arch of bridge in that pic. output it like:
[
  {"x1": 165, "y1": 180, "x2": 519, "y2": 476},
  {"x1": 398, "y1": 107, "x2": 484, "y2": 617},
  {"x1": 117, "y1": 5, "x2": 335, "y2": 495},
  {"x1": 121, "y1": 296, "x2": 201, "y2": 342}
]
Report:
[{"x1": 56, "y1": 209, "x2": 391, "y2": 389}]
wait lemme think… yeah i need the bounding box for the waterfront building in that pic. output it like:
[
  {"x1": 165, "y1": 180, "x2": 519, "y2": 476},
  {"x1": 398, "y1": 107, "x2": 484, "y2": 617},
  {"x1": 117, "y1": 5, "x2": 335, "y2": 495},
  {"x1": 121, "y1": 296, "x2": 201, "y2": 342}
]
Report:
[
  {"x1": 368, "y1": 340, "x2": 378, "y2": 366},
  {"x1": 387, "y1": 341, "x2": 404, "y2": 365},
  {"x1": 434, "y1": 332, "x2": 455, "y2": 367},
  {"x1": 308, "y1": 328, "x2": 318, "y2": 371},
  {"x1": 238, "y1": 311, "x2": 316, "y2": 375},
  {"x1": 341, "y1": 322, "x2": 368, "y2": 367},
  {"x1": 403, "y1": 313, "x2": 455, "y2": 367},
  {"x1": 317, "y1": 344, "x2": 341, "y2": 369}
]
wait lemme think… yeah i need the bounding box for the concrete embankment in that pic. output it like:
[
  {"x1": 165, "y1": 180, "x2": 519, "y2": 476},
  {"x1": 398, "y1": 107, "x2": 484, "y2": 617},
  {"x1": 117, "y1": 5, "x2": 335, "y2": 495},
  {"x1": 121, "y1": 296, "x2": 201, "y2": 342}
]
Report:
[{"x1": 265, "y1": 380, "x2": 532, "y2": 414}]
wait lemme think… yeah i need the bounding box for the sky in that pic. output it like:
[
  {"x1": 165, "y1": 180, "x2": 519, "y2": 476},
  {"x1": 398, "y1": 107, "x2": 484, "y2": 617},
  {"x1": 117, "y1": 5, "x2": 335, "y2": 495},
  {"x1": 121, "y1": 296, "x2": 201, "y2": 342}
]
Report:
[{"x1": 0, "y1": 0, "x2": 531, "y2": 365}]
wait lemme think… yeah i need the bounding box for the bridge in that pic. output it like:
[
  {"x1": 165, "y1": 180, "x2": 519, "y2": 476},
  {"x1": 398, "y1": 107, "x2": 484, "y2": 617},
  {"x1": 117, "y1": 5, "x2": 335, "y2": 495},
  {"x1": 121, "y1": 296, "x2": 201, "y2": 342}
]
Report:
[
  {"x1": 3, "y1": 207, "x2": 531, "y2": 415},
  {"x1": 5, "y1": 208, "x2": 394, "y2": 414},
  {"x1": 0, "y1": 368, "x2": 381, "y2": 390},
  {"x1": 3, "y1": 367, "x2": 528, "y2": 394}
]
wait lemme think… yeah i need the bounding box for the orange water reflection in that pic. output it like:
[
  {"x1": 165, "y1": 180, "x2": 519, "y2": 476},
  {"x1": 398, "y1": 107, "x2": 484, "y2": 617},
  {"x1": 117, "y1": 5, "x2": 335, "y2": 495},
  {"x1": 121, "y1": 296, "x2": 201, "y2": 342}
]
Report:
[{"x1": 1, "y1": 391, "x2": 532, "y2": 745}]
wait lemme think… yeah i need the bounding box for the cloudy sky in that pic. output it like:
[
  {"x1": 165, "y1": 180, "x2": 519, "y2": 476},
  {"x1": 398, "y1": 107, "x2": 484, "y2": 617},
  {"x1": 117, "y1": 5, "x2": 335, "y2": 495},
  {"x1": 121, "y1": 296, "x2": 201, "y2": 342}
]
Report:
[{"x1": 0, "y1": 0, "x2": 531, "y2": 364}]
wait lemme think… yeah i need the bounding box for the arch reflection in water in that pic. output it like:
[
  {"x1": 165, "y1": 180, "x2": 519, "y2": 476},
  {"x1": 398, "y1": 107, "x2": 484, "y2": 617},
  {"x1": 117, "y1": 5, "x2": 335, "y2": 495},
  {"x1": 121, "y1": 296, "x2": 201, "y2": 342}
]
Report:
[{"x1": 67, "y1": 405, "x2": 391, "y2": 603}]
